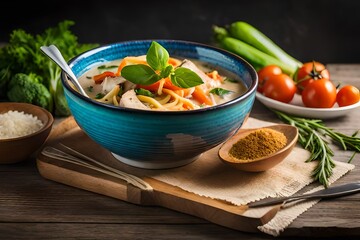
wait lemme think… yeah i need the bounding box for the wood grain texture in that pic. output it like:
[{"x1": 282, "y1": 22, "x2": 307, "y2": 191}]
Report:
[
  {"x1": 0, "y1": 64, "x2": 359, "y2": 239},
  {"x1": 35, "y1": 119, "x2": 278, "y2": 233}
]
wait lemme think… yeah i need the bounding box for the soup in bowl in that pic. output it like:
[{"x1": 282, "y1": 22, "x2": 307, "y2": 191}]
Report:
[{"x1": 62, "y1": 40, "x2": 258, "y2": 169}]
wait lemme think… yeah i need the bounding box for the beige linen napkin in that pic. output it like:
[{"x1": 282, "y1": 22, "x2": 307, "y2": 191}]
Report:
[
  {"x1": 145, "y1": 117, "x2": 355, "y2": 236},
  {"x1": 44, "y1": 116, "x2": 355, "y2": 237}
]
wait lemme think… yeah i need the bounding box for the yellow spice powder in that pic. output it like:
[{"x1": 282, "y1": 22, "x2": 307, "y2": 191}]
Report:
[{"x1": 229, "y1": 128, "x2": 287, "y2": 161}]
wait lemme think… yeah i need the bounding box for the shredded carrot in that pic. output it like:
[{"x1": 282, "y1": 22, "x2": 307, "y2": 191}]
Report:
[
  {"x1": 168, "y1": 57, "x2": 182, "y2": 67},
  {"x1": 174, "y1": 89, "x2": 193, "y2": 98},
  {"x1": 163, "y1": 78, "x2": 185, "y2": 91},
  {"x1": 137, "y1": 82, "x2": 160, "y2": 92},
  {"x1": 93, "y1": 71, "x2": 116, "y2": 84},
  {"x1": 192, "y1": 86, "x2": 213, "y2": 106},
  {"x1": 116, "y1": 60, "x2": 128, "y2": 76},
  {"x1": 115, "y1": 56, "x2": 148, "y2": 76},
  {"x1": 182, "y1": 101, "x2": 194, "y2": 110},
  {"x1": 206, "y1": 70, "x2": 223, "y2": 81}
]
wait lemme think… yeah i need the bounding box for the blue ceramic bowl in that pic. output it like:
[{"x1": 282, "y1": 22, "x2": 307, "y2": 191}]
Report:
[{"x1": 61, "y1": 40, "x2": 258, "y2": 169}]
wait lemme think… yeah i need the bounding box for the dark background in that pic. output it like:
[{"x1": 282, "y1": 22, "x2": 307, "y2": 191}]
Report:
[{"x1": 1, "y1": 0, "x2": 359, "y2": 64}]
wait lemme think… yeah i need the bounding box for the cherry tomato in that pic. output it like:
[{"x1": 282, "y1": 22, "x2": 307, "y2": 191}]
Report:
[
  {"x1": 257, "y1": 65, "x2": 282, "y2": 93},
  {"x1": 336, "y1": 85, "x2": 360, "y2": 107},
  {"x1": 301, "y1": 78, "x2": 337, "y2": 108},
  {"x1": 262, "y1": 73, "x2": 296, "y2": 103},
  {"x1": 296, "y1": 61, "x2": 330, "y2": 93}
]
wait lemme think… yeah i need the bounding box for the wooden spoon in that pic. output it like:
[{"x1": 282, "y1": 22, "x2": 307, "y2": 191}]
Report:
[{"x1": 218, "y1": 124, "x2": 299, "y2": 172}]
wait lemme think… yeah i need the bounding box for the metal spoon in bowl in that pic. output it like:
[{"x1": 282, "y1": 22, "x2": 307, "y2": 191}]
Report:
[{"x1": 40, "y1": 45, "x2": 88, "y2": 97}]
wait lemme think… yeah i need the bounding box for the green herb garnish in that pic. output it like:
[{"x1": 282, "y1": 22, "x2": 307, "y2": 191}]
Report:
[
  {"x1": 97, "y1": 65, "x2": 118, "y2": 70},
  {"x1": 210, "y1": 88, "x2": 233, "y2": 97},
  {"x1": 135, "y1": 88, "x2": 154, "y2": 97},
  {"x1": 121, "y1": 41, "x2": 203, "y2": 88},
  {"x1": 87, "y1": 86, "x2": 94, "y2": 92},
  {"x1": 274, "y1": 110, "x2": 360, "y2": 188},
  {"x1": 121, "y1": 64, "x2": 161, "y2": 85},
  {"x1": 224, "y1": 77, "x2": 237, "y2": 83},
  {"x1": 95, "y1": 93, "x2": 105, "y2": 99}
]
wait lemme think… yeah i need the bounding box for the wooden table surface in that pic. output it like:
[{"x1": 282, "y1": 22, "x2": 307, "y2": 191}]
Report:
[{"x1": 1, "y1": 64, "x2": 359, "y2": 239}]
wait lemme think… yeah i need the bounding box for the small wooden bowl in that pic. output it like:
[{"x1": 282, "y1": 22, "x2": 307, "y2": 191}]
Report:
[
  {"x1": 218, "y1": 124, "x2": 298, "y2": 172},
  {"x1": 0, "y1": 102, "x2": 54, "y2": 164}
]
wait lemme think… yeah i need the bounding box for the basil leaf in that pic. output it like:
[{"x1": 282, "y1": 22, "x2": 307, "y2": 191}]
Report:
[
  {"x1": 209, "y1": 88, "x2": 233, "y2": 97},
  {"x1": 160, "y1": 65, "x2": 173, "y2": 79},
  {"x1": 135, "y1": 88, "x2": 155, "y2": 97},
  {"x1": 121, "y1": 64, "x2": 161, "y2": 85},
  {"x1": 171, "y1": 67, "x2": 203, "y2": 88},
  {"x1": 146, "y1": 41, "x2": 169, "y2": 71}
]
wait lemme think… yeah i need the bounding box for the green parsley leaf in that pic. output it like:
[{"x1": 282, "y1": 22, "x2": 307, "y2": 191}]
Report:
[
  {"x1": 170, "y1": 67, "x2": 204, "y2": 88},
  {"x1": 95, "y1": 93, "x2": 105, "y2": 99},
  {"x1": 97, "y1": 65, "x2": 118, "y2": 70},
  {"x1": 121, "y1": 64, "x2": 161, "y2": 85},
  {"x1": 209, "y1": 88, "x2": 233, "y2": 97},
  {"x1": 146, "y1": 41, "x2": 169, "y2": 71}
]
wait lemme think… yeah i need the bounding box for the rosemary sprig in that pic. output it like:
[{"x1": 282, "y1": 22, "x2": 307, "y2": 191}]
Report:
[{"x1": 273, "y1": 110, "x2": 360, "y2": 188}]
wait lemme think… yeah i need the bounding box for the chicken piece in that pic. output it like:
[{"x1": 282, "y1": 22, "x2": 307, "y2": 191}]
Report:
[
  {"x1": 101, "y1": 76, "x2": 126, "y2": 93},
  {"x1": 180, "y1": 59, "x2": 221, "y2": 89},
  {"x1": 119, "y1": 89, "x2": 149, "y2": 110}
]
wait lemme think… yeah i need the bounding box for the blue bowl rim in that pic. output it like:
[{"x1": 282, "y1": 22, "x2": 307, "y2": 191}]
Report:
[{"x1": 62, "y1": 39, "x2": 258, "y2": 115}]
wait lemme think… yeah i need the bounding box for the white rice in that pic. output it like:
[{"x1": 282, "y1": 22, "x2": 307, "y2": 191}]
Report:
[{"x1": 0, "y1": 110, "x2": 44, "y2": 139}]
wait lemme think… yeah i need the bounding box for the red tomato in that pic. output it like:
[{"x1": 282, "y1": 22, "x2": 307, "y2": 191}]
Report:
[
  {"x1": 301, "y1": 78, "x2": 337, "y2": 108},
  {"x1": 296, "y1": 61, "x2": 330, "y2": 93},
  {"x1": 262, "y1": 73, "x2": 297, "y2": 103},
  {"x1": 336, "y1": 85, "x2": 360, "y2": 107},
  {"x1": 257, "y1": 65, "x2": 282, "y2": 93}
]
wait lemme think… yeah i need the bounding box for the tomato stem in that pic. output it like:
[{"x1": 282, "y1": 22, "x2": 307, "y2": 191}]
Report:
[{"x1": 295, "y1": 60, "x2": 328, "y2": 84}]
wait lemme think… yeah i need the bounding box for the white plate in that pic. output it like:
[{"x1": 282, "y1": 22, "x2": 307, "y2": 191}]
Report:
[{"x1": 256, "y1": 92, "x2": 360, "y2": 119}]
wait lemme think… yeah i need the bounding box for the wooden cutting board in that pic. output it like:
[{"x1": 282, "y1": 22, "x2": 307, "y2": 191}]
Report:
[{"x1": 36, "y1": 116, "x2": 281, "y2": 233}]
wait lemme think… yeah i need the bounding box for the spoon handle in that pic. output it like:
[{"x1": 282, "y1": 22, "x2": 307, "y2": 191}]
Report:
[
  {"x1": 40, "y1": 45, "x2": 88, "y2": 97},
  {"x1": 248, "y1": 182, "x2": 360, "y2": 208}
]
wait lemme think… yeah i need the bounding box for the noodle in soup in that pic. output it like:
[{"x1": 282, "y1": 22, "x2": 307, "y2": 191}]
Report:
[{"x1": 77, "y1": 42, "x2": 247, "y2": 111}]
